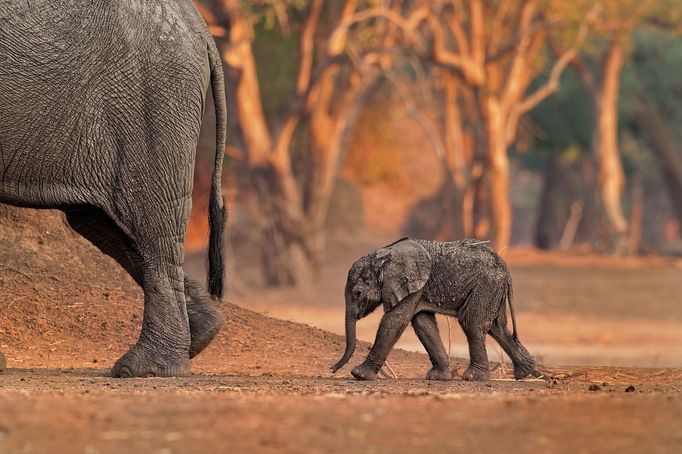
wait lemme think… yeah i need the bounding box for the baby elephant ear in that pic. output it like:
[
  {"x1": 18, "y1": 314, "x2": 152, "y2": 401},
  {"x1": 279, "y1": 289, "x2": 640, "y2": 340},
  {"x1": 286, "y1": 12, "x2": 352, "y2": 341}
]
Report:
[{"x1": 375, "y1": 239, "x2": 432, "y2": 310}]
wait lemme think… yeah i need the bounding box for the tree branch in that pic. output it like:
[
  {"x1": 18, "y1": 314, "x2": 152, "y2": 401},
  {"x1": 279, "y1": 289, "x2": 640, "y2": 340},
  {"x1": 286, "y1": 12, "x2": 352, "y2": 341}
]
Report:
[
  {"x1": 296, "y1": 0, "x2": 324, "y2": 94},
  {"x1": 505, "y1": 5, "x2": 598, "y2": 143},
  {"x1": 327, "y1": 5, "x2": 429, "y2": 54},
  {"x1": 383, "y1": 71, "x2": 448, "y2": 166}
]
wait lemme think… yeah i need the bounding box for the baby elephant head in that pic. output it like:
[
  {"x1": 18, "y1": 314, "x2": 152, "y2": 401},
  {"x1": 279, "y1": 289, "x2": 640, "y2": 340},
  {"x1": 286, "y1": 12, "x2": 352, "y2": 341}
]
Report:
[{"x1": 331, "y1": 239, "x2": 432, "y2": 373}]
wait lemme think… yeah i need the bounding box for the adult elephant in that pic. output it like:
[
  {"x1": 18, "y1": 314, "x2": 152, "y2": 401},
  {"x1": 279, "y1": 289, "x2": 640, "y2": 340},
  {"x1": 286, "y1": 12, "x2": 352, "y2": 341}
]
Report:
[{"x1": 0, "y1": 0, "x2": 227, "y2": 377}]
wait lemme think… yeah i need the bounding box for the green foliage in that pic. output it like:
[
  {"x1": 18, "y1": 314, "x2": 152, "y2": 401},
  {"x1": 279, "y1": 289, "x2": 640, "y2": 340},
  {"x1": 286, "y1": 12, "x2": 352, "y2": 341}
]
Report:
[
  {"x1": 525, "y1": 66, "x2": 592, "y2": 166},
  {"x1": 617, "y1": 26, "x2": 682, "y2": 181},
  {"x1": 252, "y1": 21, "x2": 300, "y2": 122},
  {"x1": 524, "y1": 11, "x2": 682, "y2": 179},
  {"x1": 622, "y1": 28, "x2": 682, "y2": 139}
]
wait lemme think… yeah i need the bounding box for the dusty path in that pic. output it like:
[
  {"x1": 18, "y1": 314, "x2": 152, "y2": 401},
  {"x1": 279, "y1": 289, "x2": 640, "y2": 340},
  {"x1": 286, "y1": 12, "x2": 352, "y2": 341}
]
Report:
[{"x1": 1, "y1": 368, "x2": 681, "y2": 453}]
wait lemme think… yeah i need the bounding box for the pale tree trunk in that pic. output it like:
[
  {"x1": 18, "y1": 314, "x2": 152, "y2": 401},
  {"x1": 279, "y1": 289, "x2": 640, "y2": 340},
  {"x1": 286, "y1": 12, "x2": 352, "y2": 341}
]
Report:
[
  {"x1": 210, "y1": 0, "x2": 376, "y2": 286},
  {"x1": 483, "y1": 98, "x2": 512, "y2": 250},
  {"x1": 442, "y1": 72, "x2": 470, "y2": 239},
  {"x1": 216, "y1": 0, "x2": 311, "y2": 285},
  {"x1": 592, "y1": 42, "x2": 628, "y2": 247},
  {"x1": 572, "y1": 41, "x2": 628, "y2": 250},
  {"x1": 306, "y1": 68, "x2": 374, "y2": 260}
]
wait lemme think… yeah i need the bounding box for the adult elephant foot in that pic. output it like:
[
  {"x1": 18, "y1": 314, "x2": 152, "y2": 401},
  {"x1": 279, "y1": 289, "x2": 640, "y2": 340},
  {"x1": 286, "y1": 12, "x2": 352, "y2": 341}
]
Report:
[
  {"x1": 461, "y1": 366, "x2": 489, "y2": 381},
  {"x1": 351, "y1": 362, "x2": 379, "y2": 381},
  {"x1": 426, "y1": 367, "x2": 455, "y2": 381},
  {"x1": 185, "y1": 278, "x2": 225, "y2": 358},
  {"x1": 111, "y1": 344, "x2": 190, "y2": 378}
]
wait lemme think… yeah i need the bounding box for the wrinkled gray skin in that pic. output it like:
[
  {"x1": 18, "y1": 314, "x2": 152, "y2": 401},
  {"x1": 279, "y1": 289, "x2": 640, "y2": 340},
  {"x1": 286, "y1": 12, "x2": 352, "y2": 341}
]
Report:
[
  {"x1": 0, "y1": 0, "x2": 227, "y2": 377},
  {"x1": 332, "y1": 238, "x2": 537, "y2": 381}
]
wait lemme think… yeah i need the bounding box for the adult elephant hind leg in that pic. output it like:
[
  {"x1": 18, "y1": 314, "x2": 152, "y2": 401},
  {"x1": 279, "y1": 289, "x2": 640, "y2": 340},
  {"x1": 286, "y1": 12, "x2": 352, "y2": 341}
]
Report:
[
  {"x1": 65, "y1": 207, "x2": 144, "y2": 285},
  {"x1": 105, "y1": 203, "x2": 192, "y2": 378},
  {"x1": 111, "y1": 243, "x2": 191, "y2": 378},
  {"x1": 66, "y1": 208, "x2": 223, "y2": 360},
  {"x1": 352, "y1": 293, "x2": 421, "y2": 381},
  {"x1": 489, "y1": 320, "x2": 536, "y2": 380},
  {"x1": 184, "y1": 277, "x2": 225, "y2": 358},
  {"x1": 411, "y1": 312, "x2": 454, "y2": 381}
]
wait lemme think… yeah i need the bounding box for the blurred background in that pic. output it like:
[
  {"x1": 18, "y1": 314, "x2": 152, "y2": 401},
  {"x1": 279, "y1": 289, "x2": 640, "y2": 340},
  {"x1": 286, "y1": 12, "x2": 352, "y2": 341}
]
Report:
[{"x1": 184, "y1": 0, "x2": 682, "y2": 367}]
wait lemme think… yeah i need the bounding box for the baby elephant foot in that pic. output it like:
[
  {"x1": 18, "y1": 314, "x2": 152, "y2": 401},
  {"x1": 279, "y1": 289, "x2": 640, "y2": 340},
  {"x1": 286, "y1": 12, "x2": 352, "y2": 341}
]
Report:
[
  {"x1": 462, "y1": 366, "x2": 490, "y2": 381},
  {"x1": 111, "y1": 344, "x2": 190, "y2": 378},
  {"x1": 426, "y1": 367, "x2": 456, "y2": 381},
  {"x1": 351, "y1": 363, "x2": 379, "y2": 381},
  {"x1": 513, "y1": 365, "x2": 538, "y2": 380}
]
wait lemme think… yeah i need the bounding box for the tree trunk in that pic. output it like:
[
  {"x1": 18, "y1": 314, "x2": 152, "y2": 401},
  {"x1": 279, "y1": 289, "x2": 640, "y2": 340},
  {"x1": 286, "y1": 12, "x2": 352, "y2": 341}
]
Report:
[
  {"x1": 216, "y1": 0, "x2": 315, "y2": 286},
  {"x1": 472, "y1": 162, "x2": 490, "y2": 240},
  {"x1": 633, "y1": 99, "x2": 682, "y2": 224},
  {"x1": 249, "y1": 163, "x2": 313, "y2": 287},
  {"x1": 443, "y1": 72, "x2": 470, "y2": 239},
  {"x1": 534, "y1": 152, "x2": 563, "y2": 249},
  {"x1": 483, "y1": 99, "x2": 512, "y2": 250},
  {"x1": 306, "y1": 68, "x2": 375, "y2": 260},
  {"x1": 591, "y1": 41, "x2": 628, "y2": 249},
  {"x1": 627, "y1": 176, "x2": 644, "y2": 255}
]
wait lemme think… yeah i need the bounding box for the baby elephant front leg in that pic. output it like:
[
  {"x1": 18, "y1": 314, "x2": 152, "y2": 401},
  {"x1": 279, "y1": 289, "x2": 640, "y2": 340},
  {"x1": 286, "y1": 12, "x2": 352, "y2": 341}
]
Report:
[
  {"x1": 352, "y1": 295, "x2": 420, "y2": 380},
  {"x1": 411, "y1": 312, "x2": 455, "y2": 381}
]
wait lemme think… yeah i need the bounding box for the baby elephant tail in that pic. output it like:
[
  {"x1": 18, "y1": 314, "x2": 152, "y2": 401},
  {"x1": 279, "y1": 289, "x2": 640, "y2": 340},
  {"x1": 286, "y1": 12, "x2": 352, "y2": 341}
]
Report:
[
  {"x1": 496, "y1": 275, "x2": 537, "y2": 379},
  {"x1": 505, "y1": 276, "x2": 518, "y2": 340}
]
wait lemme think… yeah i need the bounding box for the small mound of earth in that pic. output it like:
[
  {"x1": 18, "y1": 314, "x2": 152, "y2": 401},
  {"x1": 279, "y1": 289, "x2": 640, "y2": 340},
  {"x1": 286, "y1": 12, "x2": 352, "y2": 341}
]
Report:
[{"x1": 0, "y1": 205, "x2": 426, "y2": 377}]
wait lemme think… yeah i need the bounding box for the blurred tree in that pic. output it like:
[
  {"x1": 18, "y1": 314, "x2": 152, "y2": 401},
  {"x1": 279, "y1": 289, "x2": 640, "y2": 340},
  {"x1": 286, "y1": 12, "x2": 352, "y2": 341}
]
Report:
[
  {"x1": 526, "y1": 67, "x2": 592, "y2": 250},
  {"x1": 199, "y1": 0, "x2": 388, "y2": 286},
  {"x1": 379, "y1": 0, "x2": 595, "y2": 249},
  {"x1": 275, "y1": 0, "x2": 604, "y2": 248},
  {"x1": 565, "y1": 0, "x2": 682, "y2": 252},
  {"x1": 627, "y1": 28, "x2": 682, "y2": 227}
]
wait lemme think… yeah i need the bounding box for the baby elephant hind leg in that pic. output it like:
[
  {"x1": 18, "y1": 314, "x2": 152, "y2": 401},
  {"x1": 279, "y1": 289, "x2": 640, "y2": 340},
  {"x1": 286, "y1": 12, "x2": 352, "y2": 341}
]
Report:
[
  {"x1": 66, "y1": 208, "x2": 223, "y2": 362},
  {"x1": 411, "y1": 312, "x2": 455, "y2": 381},
  {"x1": 461, "y1": 328, "x2": 490, "y2": 381},
  {"x1": 489, "y1": 320, "x2": 536, "y2": 380}
]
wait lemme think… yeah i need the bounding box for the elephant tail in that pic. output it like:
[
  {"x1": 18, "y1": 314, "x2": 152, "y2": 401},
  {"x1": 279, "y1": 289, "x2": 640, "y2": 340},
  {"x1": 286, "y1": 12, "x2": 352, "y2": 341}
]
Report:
[
  {"x1": 506, "y1": 275, "x2": 518, "y2": 339},
  {"x1": 206, "y1": 39, "x2": 227, "y2": 300}
]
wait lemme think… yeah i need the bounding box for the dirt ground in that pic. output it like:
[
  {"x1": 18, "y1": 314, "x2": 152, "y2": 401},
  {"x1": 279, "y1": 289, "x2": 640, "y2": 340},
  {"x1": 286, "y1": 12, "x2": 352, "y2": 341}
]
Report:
[
  {"x1": 1, "y1": 368, "x2": 681, "y2": 453},
  {"x1": 2, "y1": 207, "x2": 682, "y2": 453}
]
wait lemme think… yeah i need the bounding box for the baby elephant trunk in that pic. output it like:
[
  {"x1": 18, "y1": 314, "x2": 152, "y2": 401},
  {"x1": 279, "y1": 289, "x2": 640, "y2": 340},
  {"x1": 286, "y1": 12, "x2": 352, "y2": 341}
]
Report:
[{"x1": 331, "y1": 305, "x2": 357, "y2": 373}]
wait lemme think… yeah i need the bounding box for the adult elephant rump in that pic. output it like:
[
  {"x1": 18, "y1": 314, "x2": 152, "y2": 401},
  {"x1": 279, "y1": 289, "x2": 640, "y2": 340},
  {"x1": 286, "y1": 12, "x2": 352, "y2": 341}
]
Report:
[{"x1": 0, "y1": 0, "x2": 227, "y2": 377}]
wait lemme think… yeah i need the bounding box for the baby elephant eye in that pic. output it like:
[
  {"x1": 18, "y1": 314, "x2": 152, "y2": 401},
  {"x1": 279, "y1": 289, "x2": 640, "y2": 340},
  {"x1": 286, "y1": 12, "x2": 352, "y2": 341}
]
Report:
[{"x1": 353, "y1": 289, "x2": 362, "y2": 299}]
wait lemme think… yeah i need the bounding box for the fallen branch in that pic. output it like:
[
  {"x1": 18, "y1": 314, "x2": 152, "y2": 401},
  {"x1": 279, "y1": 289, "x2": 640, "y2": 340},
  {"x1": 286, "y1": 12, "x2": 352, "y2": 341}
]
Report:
[{"x1": 382, "y1": 360, "x2": 398, "y2": 379}]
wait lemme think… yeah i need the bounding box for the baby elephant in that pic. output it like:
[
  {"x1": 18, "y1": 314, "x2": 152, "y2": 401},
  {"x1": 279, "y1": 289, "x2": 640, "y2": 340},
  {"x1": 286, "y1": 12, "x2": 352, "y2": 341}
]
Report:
[{"x1": 331, "y1": 238, "x2": 536, "y2": 381}]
